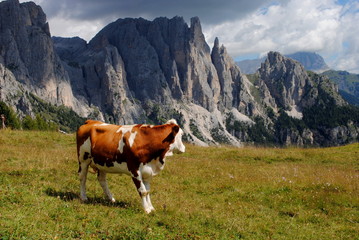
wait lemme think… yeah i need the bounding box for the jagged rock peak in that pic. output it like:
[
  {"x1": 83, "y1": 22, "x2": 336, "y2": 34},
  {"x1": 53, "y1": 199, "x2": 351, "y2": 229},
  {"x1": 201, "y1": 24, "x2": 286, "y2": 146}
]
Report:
[
  {"x1": 190, "y1": 16, "x2": 210, "y2": 53},
  {"x1": 264, "y1": 51, "x2": 306, "y2": 73},
  {"x1": 211, "y1": 37, "x2": 228, "y2": 56},
  {"x1": 259, "y1": 51, "x2": 308, "y2": 112},
  {"x1": 267, "y1": 51, "x2": 285, "y2": 64},
  {"x1": 262, "y1": 51, "x2": 306, "y2": 74},
  {"x1": 213, "y1": 37, "x2": 220, "y2": 48},
  {"x1": 190, "y1": 16, "x2": 202, "y2": 32}
]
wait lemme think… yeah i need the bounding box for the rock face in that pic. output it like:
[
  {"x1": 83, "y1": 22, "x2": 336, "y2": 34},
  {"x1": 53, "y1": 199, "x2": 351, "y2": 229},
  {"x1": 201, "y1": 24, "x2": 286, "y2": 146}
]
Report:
[
  {"x1": 0, "y1": 0, "x2": 87, "y2": 116},
  {"x1": 1, "y1": 0, "x2": 359, "y2": 146},
  {"x1": 87, "y1": 16, "x2": 221, "y2": 111},
  {"x1": 259, "y1": 52, "x2": 308, "y2": 111},
  {"x1": 211, "y1": 37, "x2": 256, "y2": 115}
]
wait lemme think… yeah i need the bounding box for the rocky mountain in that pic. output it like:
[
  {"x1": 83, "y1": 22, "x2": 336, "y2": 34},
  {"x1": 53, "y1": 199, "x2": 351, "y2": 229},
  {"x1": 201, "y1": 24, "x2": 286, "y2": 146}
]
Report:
[
  {"x1": 235, "y1": 58, "x2": 265, "y2": 75},
  {"x1": 287, "y1": 52, "x2": 330, "y2": 73},
  {"x1": 238, "y1": 53, "x2": 359, "y2": 106},
  {"x1": 0, "y1": 0, "x2": 90, "y2": 118},
  {"x1": 1, "y1": 0, "x2": 359, "y2": 147},
  {"x1": 236, "y1": 52, "x2": 329, "y2": 74}
]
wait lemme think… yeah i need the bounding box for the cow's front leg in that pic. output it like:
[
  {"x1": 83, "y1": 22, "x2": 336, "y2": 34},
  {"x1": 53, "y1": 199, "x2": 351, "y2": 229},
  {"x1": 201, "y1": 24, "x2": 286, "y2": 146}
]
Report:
[
  {"x1": 143, "y1": 180, "x2": 155, "y2": 212},
  {"x1": 97, "y1": 170, "x2": 115, "y2": 203},
  {"x1": 131, "y1": 173, "x2": 152, "y2": 214}
]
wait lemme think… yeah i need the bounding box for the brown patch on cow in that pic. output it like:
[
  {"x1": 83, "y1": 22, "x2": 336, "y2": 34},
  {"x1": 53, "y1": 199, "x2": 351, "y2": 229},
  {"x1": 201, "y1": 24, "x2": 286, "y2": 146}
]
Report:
[
  {"x1": 127, "y1": 123, "x2": 178, "y2": 165},
  {"x1": 162, "y1": 125, "x2": 179, "y2": 144},
  {"x1": 76, "y1": 120, "x2": 103, "y2": 157},
  {"x1": 95, "y1": 128, "x2": 106, "y2": 134},
  {"x1": 91, "y1": 125, "x2": 122, "y2": 167}
]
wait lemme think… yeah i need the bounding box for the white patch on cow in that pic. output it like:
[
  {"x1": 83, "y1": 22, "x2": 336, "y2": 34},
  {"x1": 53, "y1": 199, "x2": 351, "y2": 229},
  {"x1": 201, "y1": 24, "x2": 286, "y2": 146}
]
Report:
[
  {"x1": 169, "y1": 128, "x2": 186, "y2": 153},
  {"x1": 129, "y1": 131, "x2": 137, "y2": 147},
  {"x1": 93, "y1": 123, "x2": 110, "y2": 127},
  {"x1": 133, "y1": 170, "x2": 147, "y2": 194},
  {"x1": 116, "y1": 125, "x2": 136, "y2": 153},
  {"x1": 140, "y1": 159, "x2": 165, "y2": 180},
  {"x1": 116, "y1": 124, "x2": 135, "y2": 133},
  {"x1": 79, "y1": 137, "x2": 91, "y2": 161},
  {"x1": 166, "y1": 119, "x2": 178, "y2": 124},
  {"x1": 118, "y1": 137, "x2": 125, "y2": 154},
  {"x1": 140, "y1": 124, "x2": 154, "y2": 128},
  {"x1": 92, "y1": 161, "x2": 131, "y2": 175}
]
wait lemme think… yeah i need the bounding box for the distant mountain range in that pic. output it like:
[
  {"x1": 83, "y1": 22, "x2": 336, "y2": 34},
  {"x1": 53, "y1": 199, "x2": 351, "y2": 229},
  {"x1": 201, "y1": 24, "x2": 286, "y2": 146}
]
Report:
[
  {"x1": 321, "y1": 70, "x2": 359, "y2": 105},
  {"x1": 236, "y1": 52, "x2": 330, "y2": 74},
  {"x1": 1, "y1": 0, "x2": 359, "y2": 147},
  {"x1": 237, "y1": 52, "x2": 359, "y2": 106}
]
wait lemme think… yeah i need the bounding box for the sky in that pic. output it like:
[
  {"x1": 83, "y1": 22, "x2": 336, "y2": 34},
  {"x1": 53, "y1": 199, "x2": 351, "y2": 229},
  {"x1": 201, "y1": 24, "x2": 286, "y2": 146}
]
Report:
[{"x1": 20, "y1": 0, "x2": 359, "y2": 73}]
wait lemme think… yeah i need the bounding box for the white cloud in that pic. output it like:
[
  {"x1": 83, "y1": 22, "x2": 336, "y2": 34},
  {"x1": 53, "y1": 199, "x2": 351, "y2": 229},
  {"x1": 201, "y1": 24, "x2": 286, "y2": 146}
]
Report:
[
  {"x1": 204, "y1": 0, "x2": 359, "y2": 73},
  {"x1": 48, "y1": 16, "x2": 109, "y2": 41},
  {"x1": 333, "y1": 1, "x2": 359, "y2": 73}
]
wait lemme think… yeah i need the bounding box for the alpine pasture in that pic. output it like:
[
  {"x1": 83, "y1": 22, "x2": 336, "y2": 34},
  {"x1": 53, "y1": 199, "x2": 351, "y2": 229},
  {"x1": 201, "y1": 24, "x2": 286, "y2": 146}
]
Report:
[{"x1": 0, "y1": 130, "x2": 358, "y2": 239}]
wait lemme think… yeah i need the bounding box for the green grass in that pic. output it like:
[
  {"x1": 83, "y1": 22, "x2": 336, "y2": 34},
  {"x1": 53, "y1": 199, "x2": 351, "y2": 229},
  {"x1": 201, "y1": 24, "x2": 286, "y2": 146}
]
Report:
[{"x1": 0, "y1": 130, "x2": 358, "y2": 239}]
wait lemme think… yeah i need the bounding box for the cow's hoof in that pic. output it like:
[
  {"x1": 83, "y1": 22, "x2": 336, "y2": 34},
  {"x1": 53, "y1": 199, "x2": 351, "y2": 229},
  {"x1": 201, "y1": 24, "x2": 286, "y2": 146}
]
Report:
[
  {"x1": 80, "y1": 197, "x2": 88, "y2": 202},
  {"x1": 145, "y1": 208, "x2": 155, "y2": 214},
  {"x1": 110, "y1": 198, "x2": 116, "y2": 203}
]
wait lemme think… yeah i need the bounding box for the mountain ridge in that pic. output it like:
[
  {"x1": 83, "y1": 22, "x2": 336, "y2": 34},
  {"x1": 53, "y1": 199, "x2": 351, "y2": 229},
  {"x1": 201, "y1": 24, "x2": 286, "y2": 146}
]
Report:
[
  {"x1": 236, "y1": 51, "x2": 330, "y2": 74},
  {"x1": 321, "y1": 70, "x2": 359, "y2": 106},
  {"x1": 1, "y1": 0, "x2": 359, "y2": 146}
]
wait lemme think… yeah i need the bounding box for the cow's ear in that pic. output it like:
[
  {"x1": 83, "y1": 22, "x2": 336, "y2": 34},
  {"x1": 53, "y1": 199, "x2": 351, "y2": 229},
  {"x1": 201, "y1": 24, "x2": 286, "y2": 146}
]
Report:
[
  {"x1": 163, "y1": 125, "x2": 179, "y2": 143},
  {"x1": 172, "y1": 125, "x2": 179, "y2": 135}
]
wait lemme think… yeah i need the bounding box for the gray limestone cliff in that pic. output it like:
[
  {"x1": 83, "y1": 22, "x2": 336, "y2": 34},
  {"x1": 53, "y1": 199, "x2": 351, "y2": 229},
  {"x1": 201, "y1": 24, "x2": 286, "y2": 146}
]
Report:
[
  {"x1": 259, "y1": 51, "x2": 309, "y2": 114},
  {"x1": 211, "y1": 37, "x2": 256, "y2": 115},
  {"x1": 0, "y1": 0, "x2": 86, "y2": 116},
  {"x1": 55, "y1": 16, "x2": 246, "y2": 145}
]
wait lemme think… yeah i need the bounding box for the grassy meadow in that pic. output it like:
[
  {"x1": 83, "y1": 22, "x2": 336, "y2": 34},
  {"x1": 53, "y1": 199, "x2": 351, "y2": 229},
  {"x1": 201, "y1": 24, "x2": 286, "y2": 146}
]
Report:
[{"x1": 0, "y1": 129, "x2": 358, "y2": 239}]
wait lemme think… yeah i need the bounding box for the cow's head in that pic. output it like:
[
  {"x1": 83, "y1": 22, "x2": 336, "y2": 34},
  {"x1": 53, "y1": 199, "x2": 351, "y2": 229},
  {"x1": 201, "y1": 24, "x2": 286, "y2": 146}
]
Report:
[{"x1": 166, "y1": 119, "x2": 186, "y2": 154}]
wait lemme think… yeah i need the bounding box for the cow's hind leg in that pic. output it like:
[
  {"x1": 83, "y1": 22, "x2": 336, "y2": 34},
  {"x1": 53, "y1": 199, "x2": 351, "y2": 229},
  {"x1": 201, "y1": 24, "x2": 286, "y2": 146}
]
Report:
[
  {"x1": 78, "y1": 160, "x2": 90, "y2": 201},
  {"x1": 97, "y1": 170, "x2": 115, "y2": 203}
]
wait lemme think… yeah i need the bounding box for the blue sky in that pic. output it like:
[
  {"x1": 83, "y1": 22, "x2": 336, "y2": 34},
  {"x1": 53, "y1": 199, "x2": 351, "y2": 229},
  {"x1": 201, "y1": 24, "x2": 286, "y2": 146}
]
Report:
[{"x1": 20, "y1": 0, "x2": 359, "y2": 73}]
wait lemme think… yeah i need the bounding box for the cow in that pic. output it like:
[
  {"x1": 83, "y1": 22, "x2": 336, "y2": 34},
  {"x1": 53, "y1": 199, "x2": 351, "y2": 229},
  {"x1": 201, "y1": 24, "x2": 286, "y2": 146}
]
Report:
[{"x1": 76, "y1": 119, "x2": 186, "y2": 213}]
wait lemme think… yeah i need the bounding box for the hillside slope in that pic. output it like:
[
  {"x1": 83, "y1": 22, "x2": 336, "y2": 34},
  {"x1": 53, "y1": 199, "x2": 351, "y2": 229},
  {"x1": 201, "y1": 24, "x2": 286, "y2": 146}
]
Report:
[{"x1": 321, "y1": 70, "x2": 359, "y2": 105}]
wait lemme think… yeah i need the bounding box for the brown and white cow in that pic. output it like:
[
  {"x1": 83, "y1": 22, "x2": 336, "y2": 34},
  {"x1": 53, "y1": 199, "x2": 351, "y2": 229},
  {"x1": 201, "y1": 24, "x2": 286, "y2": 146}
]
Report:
[{"x1": 76, "y1": 119, "x2": 185, "y2": 213}]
